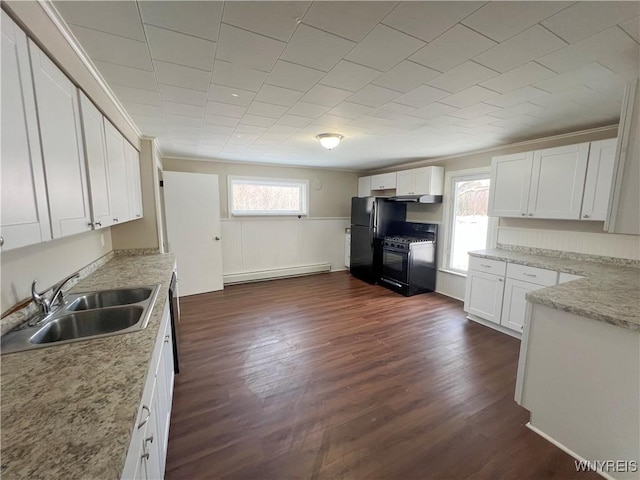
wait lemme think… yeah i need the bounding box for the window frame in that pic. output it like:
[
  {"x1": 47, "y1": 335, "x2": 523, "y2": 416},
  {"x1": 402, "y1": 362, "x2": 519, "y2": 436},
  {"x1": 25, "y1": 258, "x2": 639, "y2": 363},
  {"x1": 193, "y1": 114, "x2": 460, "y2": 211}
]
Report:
[
  {"x1": 440, "y1": 167, "x2": 497, "y2": 276},
  {"x1": 227, "y1": 175, "x2": 309, "y2": 217}
]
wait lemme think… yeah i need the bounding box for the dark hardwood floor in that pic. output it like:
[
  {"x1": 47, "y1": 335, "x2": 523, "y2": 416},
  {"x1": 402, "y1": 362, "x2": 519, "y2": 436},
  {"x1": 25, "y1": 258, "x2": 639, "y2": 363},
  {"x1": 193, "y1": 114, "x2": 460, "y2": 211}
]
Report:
[{"x1": 166, "y1": 272, "x2": 596, "y2": 480}]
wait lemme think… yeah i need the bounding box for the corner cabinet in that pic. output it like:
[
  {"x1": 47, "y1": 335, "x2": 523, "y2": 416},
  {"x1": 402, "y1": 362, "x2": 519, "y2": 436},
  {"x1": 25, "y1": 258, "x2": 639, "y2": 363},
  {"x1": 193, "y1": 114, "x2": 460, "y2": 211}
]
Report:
[
  {"x1": 357, "y1": 176, "x2": 371, "y2": 197},
  {"x1": 581, "y1": 138, "x2": 617, "y2": 221},
  {"x1": 29, "y1": 40, "x2": 92, "y2": 239},
  {"x1": 122, "y1": 298, "x2": 174, "y2": 480},
  {"x1": 0, "y1": 11, "x2": 51, "y2": 250},
  {"x1": 125, "y1": 142, "x2": 143, "y2": 220}
]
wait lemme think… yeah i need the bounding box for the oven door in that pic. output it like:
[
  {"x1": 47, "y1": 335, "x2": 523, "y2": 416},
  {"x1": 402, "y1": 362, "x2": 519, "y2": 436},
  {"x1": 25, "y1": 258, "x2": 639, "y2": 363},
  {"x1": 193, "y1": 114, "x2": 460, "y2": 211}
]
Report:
[{"x1": 381, "y1": 247, "x2": 409, "y2": 285}]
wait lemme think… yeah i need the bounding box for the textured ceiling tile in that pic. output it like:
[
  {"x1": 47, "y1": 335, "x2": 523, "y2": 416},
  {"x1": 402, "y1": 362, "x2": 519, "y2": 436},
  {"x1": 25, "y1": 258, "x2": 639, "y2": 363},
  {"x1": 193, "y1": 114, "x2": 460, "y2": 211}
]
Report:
[
  {"x1": 319, "y1": 61, "x2": 382, "y2": 92},
  {"x1": 280, "y1": 24, "x2": 356, "y2": 72},
  {"x1": 372, "y1": 61, "x2": 441, "y2": 93},
  {"x1": 216, "y1": 24, "x2": 285, "y2": 72},
  {"x1": 427, "y1": 61, "x2": 498, "y2": 93},
  {"x1": 345, "y1": 25, "x2": 425, "y2": 72},
  {"x1": 222, "y1": 1, "x2": 309, "y2": 42},
  {"x1": 139, "y1": 1, "x2": 222, "y2": 41},
  {"x1": 145, "y1": 24, "x2": 216, "y2": 71},
  {"x1": 265, "y1": 61, "x2": 325, "y2": 92}
]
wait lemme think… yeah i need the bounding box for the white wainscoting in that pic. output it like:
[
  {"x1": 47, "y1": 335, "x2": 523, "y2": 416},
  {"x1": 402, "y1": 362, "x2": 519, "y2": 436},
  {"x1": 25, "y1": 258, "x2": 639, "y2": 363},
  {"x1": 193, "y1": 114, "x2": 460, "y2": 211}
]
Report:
[
  {"x1": 221, "y1": 217, "x2": 349, "y2": 284},
  {"x1": 436, "y1": 271, "x2": 466, "y2": 301},
  {"x1": 498, "y1": 227, "x2": 640, "y2": 260}
]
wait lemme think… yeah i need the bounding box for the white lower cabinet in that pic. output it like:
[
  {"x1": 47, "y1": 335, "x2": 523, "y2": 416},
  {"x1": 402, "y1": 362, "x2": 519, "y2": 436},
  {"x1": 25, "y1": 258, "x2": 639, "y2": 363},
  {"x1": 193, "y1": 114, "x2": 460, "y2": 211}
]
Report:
[
  {"x1": 122, "y1": 299, "x2": 174, "y2": 480},
  {"x1": 465, "y1": 257, "x2": 559, "y2": 335},
  {"x1": 464, "y1": 269, "x2": 505, "y2": 325}
]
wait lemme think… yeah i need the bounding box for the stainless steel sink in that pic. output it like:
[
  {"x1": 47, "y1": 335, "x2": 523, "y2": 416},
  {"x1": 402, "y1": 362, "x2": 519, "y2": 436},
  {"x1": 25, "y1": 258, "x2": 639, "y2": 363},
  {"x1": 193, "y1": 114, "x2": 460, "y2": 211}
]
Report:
[
  {"x1": 67, "y1": 287, "x2": 154, "y2": 311},
  {"x1": 1, "y1": 284, "x2": 160, "y2": 354},
  {"x1": 30, "y1": 307, "x2": 144, "y2": 344}
]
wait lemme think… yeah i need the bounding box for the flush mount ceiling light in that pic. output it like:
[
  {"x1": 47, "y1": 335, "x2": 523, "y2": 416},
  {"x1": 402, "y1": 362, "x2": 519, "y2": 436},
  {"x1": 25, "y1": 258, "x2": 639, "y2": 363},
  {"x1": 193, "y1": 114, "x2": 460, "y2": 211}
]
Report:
[{"x1": 316, "y1": 133, "x2": 343, "y2": 150}]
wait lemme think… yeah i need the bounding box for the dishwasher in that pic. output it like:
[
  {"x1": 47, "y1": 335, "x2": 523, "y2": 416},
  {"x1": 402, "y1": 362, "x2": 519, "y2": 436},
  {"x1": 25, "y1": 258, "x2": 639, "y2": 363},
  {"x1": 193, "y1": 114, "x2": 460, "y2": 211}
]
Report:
[{"x1": 169, "y1": 272, "x2": 180, "y2": 373}]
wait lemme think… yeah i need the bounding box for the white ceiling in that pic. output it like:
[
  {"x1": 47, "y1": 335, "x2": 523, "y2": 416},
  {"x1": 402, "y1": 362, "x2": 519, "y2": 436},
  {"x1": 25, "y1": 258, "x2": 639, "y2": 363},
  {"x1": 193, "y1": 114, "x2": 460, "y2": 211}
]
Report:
[{"x1": 53, "y1": 1, "x2": 639, "y2": 170}]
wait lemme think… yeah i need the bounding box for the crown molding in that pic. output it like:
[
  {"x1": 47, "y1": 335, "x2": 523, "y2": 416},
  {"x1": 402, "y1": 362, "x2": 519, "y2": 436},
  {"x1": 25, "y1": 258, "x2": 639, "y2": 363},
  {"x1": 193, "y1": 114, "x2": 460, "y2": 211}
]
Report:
[
  {"x1": 37, "y1": 0, "x2": 142, "y2": 139},
  {"x1": 161, "y1": 154, "x2": 360, "y2": 173},
  {"x1": 369, "y1": 124, "x2": 619, "y2": 174}
]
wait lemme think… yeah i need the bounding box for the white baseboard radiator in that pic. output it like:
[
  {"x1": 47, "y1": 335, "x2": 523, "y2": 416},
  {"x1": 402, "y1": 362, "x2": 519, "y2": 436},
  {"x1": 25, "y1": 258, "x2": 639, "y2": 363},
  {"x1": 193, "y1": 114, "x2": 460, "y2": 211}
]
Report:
[{"x1": 223, "y1": 263, "x2": 332, "y2": 285}]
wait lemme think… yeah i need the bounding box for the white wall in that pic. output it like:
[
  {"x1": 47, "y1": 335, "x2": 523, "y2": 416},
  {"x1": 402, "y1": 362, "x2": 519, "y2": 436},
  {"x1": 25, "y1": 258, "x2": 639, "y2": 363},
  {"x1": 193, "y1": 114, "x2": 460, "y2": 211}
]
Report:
[{"x1": 1, "y1": 229, "x2": 113, "y2": 314}]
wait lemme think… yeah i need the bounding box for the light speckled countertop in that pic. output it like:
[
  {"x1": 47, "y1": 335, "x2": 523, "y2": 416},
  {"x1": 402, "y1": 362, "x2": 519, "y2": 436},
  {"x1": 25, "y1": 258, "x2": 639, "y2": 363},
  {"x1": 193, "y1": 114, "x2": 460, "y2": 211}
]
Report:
[
  {"x1": 469, "y1": 249, "x2": 640, "y2": 332},
  {"x1": 1, "y1": 253, "x2": 176, "y2": 480}
]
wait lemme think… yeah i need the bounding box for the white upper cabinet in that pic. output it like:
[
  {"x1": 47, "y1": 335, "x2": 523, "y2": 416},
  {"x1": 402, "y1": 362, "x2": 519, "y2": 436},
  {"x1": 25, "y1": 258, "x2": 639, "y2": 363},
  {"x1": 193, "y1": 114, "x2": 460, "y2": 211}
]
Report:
[
  {"x1": 29, "y1": 40, "x2": 92, "y2": 239},
  {"x1": 125, "y1": 142, "x2": 143, "y2": 220},
  {"x1": 527, "y1": 143, "x2": 589, "y2": 219},
  {"x1": 488, "y1": 152, "x2": 534, "y2": 217},
  {"x1": 396, "y1": 166, "x2": 444, "y2": 196},
  {"x1": 104, "y1": 121, "x2": 130, "y2": 224},
  {"x1": 370, "y1": 172, "x2": 396, "y2": 190},
  {"x1": 357, "y1": 176, "x2": 371, "y2": 197},
  {"x1": 0, "y1": 12, "x2": 51, "y2": 250},
  {"x1": 581, "y1": 138, "x2": 617, "y2": 221},
  {"x1": 79, "y1": 93, "x2": 112, "y2": 229}
]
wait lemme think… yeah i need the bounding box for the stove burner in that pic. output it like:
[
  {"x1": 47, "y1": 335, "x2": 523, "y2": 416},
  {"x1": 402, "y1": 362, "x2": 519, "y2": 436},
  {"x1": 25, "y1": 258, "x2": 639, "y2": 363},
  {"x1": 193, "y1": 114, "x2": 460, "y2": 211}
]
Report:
[{"x1": 384, "y1": 235, "x2": 434, "y2": 244}]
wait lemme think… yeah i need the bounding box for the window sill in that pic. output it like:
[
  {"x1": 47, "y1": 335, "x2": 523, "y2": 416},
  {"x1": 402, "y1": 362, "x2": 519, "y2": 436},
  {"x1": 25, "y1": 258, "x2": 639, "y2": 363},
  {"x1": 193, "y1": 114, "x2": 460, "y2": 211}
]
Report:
[{"x1": 438, "y1": 268, "x2": 467, "y2": 279}]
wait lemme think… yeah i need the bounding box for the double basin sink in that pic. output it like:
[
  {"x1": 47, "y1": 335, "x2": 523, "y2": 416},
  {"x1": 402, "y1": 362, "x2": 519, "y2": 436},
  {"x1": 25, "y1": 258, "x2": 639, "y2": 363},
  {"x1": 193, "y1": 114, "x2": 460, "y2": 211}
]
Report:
[{"x1": 1, "y1": 285, "x2": 160, "y2": 354}]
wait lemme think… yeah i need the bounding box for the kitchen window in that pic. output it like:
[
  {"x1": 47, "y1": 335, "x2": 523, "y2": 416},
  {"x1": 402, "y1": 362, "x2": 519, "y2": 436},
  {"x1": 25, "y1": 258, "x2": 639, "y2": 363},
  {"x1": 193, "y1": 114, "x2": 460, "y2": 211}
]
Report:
[
  {"x1": 228, "y1": 176, "x2": 309, "y2": 216},
  {"x1": 443, "y1": 169, "x2": 495, "y2": 274}
]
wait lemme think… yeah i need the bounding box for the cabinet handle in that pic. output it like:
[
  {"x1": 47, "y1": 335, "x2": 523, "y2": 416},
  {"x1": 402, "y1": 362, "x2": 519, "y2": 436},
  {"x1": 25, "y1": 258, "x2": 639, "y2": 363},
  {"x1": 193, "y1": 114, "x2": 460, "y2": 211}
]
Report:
[
  {"x1": 145, "y1": 435, "x2": 154, "y2": 445},
  {"x1": 88, "y1": 222, "x2": 94, "y2": 227},
  {"x1": 523, "y1": 273, "x2": 537, "y2": 277},
  {"x1": 528, "y1": 213, "x2": 533, "y2": 216},
  {"x1": 136, "y1": 214, "x2": 141, "y2": 218},
  {"x1": 141, "y1": 453, "x2": 150, "y2": 460},
  {"x1": 215, "y1": 236, "x2": 220, "y2": 241},
  {"x1": 498, "y1": 278, "x2": 503, "y2": 282},
  {"x1": 0, "y1": 236, "x2": 4, "y2": 247},
  {"x1": 113, "y1": 218, "x2": 119, "y2": 223},
  {"x1": 480, "y1": 263, "x2": 492, "y2": 268},
  {"x1": 95, "y1": 221, "x2": 102, "y2": 227},
  {"x1": 164, "y1": 335, "x2": 170, "y2": 344},
  {"x1": 521, "y1": 213, "x2": 525, "y2": 216},
  {"x1": 583, "y1": 214, "x2": 589, "y2": 218},
  {"x1": 137, "y1": 405, "x2": 151, "y2": 429}
]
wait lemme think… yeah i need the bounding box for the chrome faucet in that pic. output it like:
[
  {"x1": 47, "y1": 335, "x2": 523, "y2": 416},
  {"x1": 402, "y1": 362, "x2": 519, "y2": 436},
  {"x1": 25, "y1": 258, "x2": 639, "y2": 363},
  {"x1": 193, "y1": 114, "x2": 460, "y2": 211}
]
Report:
[{"x1": 31, "y1": 272, "x2": 80, "y2": 314}]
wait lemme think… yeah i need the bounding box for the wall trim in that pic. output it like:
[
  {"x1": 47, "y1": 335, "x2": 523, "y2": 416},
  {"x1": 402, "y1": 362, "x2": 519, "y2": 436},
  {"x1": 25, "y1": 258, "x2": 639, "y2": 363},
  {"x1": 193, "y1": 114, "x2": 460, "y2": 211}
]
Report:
[
  {"x1": 370, "y1": 124, "x2": 618, "y2": 174},
  {"x1": 162, "y1": 155, "x2": 360, "y2": 173},
  {"x1": 524, "y1": 423, "x2": 617, "y2": 480},
  {"x1": 224, "y1": 263, "x2": 331, "y2": 285},
  {"x1": 37, "y1": 0, "x2": 141, "y2": 139}
]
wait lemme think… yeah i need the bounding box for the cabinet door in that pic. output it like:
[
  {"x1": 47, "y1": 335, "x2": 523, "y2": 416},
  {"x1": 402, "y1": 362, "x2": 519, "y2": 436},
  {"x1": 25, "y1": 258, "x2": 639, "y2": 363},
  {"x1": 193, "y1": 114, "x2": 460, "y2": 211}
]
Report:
[
  {"x1": 581, "y1": 139, "x2": 616, "y2": 221},
  {"x1": 464, "y1": 270, "x2": 505, "y2": 324},
  {"x1": 104, "y1": 121, "x2": 130, "y2": 224},
  {"x1": 0, "y1": 12, "x2": 51, "y2": 250},
  {"x1": 79, "y1": 93, "x2": 112, "y2": 229},
  {"x1": 415, "y1": 166, "x2": 444, "y2": 195},
  {"x1": 396, "y1": 170, "x2": 414, "y2": 195},
  {"x1": 125, "y1": 142, "x2": 143, "y2": 220},
  {"x1": 528, "y1": 143, "x2": 589, "y2": 219},
  {"x1": 488, "y1": 152, "x2": 533, "y2": 217},
  {"x1": 29, "y1": 41, "x2": 92, "y2": 238},
  {"x1": 501, "y1": 278, "x2": 543, "y2": 333},
  {"x1": 371, "y1": 172, "x2": 396, "y2": 190},
  {"x1": 357, "y1": 176, "x2": 371, "y2": 197}
]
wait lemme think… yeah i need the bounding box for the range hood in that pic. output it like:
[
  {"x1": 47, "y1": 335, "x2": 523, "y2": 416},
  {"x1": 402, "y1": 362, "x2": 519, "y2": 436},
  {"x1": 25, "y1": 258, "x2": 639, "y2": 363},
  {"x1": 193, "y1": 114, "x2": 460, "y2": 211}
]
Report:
[{"x1": 388, "y1": 194, "x2": 443, "y2": 203}]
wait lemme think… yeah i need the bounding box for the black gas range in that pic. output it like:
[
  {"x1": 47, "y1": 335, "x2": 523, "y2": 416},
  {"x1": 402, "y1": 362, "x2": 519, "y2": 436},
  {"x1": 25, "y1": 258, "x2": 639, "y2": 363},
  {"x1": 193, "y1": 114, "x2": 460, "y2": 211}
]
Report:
[{"x1": 379, "y1": 224, "x2": 438, "y2": 297}]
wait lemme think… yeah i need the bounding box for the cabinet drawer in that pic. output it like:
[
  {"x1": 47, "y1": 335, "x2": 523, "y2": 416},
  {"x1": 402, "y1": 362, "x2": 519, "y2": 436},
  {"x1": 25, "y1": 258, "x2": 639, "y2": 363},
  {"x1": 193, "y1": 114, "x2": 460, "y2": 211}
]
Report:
[
  {"x1": 468, "y1": 256, "x2": 506, "y2": 276},
  {"x1": 506, "y1": 263, "x2": 557, "y2": 286}
]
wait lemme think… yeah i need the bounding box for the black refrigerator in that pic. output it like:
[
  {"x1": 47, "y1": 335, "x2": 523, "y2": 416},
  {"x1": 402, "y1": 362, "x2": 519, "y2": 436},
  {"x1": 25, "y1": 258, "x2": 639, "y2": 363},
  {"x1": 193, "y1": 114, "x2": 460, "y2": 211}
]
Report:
[{"x1": 350, "y1": 197, "x2": 406, "y2": 284}]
